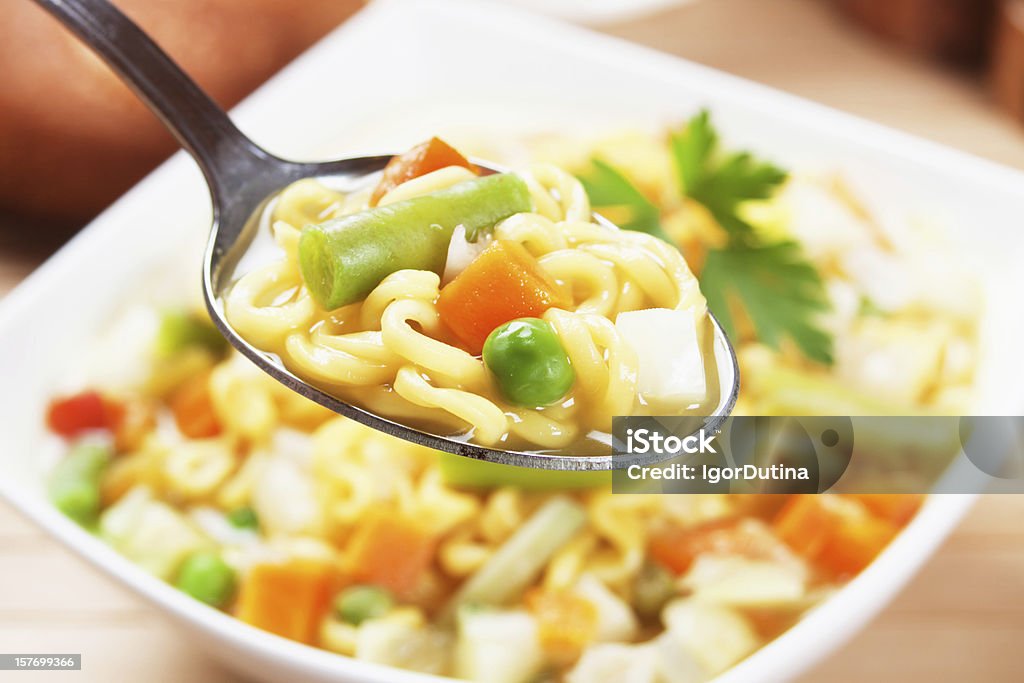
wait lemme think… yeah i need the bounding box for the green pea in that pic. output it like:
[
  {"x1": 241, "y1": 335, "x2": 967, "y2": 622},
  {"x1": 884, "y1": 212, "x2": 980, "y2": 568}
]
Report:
[
  {"x1": 334, "y1": 585, "x2": 394, "y2": 625},
  {"x1": 154, "y1": 310, "x2": 227, "y2": 359},
  {"x1": 483, "y1": 318, "x2": 574, "y2": 407},
  {"x1": 175, "y1": 551, "x2": 236, "y2": 608},
  {"x1": 48, "y1": 443, "x2": 111, "y2": 526},
  {"x1": 227, "y1": 506, "x2": 259, "y2": 530}
]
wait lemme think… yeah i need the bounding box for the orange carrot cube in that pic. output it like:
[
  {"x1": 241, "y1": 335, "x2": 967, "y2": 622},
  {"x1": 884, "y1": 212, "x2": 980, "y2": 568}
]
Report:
[{"x1": 437, "y1": 240, "x2": 569, "y2": 355}]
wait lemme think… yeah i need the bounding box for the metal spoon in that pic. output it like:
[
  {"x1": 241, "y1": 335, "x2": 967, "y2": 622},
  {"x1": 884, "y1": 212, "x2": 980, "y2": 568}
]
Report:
[{"x1": 36, "y1": 0, "x2": 739, "y2": 470}]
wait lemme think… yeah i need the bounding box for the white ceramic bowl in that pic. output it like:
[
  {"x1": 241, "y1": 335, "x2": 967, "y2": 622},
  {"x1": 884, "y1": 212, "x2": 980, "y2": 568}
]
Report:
[{"x1": 3, "y1": 0, "x2": 1024, "y2": 680}]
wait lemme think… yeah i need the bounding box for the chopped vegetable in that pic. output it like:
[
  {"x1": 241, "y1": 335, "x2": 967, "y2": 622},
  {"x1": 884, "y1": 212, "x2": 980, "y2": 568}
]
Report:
[
  {"x1": 659, "y1": 598, "x2": 758, "y2": 679},
  {"x1": 819, "y1": 513, "x2": 899, "y2": 578},
  {"x1": 99, "y1": 486, "x2": 209, "y2": 579},
  {"x1": 46, "y1": 390, "x2": 121, "y2": 438},
  {"x1": 649, "y1": 523, "x2": 715, "y2": 576},
  {"x1": 573, "y1": 575, "x2": 638, "y2": 643},
  {"x1": 773, "y1": 495, "x2": 898, "y2": 578},
  {"x1": 526, "y1": 588, "x2": 599, "y2": 662},
  {"x1": 47, "y1": 391, "x2": 151, "y2": 453},
  {"x1": 437, "y1": 241, "x2": 569, "y2": 355},
  {"x1": 251, "y1": 456, "x2": 320, "y2": 536},
  {"x1": 355, "y1": 611, "x2": 452, "y2": 675},
  {"x1": 577, "y1": 158, "x2": 671, "y2": 242},
  {"x1": 169, "y1": 372, "x2": 221, "y2": 439},
  {"x1": 631, "y1": 562, "x2": 677, "y2": 620},
  {"x1": 227, "y1": 506, "x2": 259, "y2": 530},
  {"x1": 154, "y1": 310, "x2": 227, "y2": 359},
  {"x1": 445, "y1": 496, "x2": 587, "y2": 614},
  {"x1": 175, "y1": 550, "x2": 236, "y2": 607},
  {"x1": 443, "y1": 225, "x2": 489, "y2": 284},
  {"x1": 189, "y1": 507, "x2": 259, "y2": 547},
  {"x1": 111, "y1": 398, "x2": 156, "y2": 453},
  {"x1": 346, "y1": 511, "x2": 435, "y2": 597},
  {"x1": 334, "y1": 585, "x2": 394, "y2": 625},
  {"x1": 300, "y1": 173, "x2": 531, "y2": 310},
  {"x1": 569, "y1": 642, "x2": 661, "y2": 683},
  {"x1": 319, "y1": 617, "x2": 359, "y2": 656},
  {"x1": 455, "y1": 609, "x2": 544, "y2": 683},
  {"x1": 144, "y1": 346, "x2": 218, "y2": 399},
  {"x1": 700, "y1": 241, "x2": 833, "y2": 364},
  {"x1": 680, "y1": 555, "x2": 806, "y2": 609},
  {"x1": 649, "y1": 518, "x2": 789, "y2": 576},
  {"x1": 48, "y1": 442, "x2": 111, "y2": 525},
  {"x1": 236, "y1": 559, "x2": 337, "y2": 644},
  {"x1": 370, "y1": 137, "x2": 478, "y2": 206},
  {"x1": 615, "y1": 308, "x2": 706, "y2": 406},
  {"x1": 101, "y1": 449, "x2": 160, "y2": 507},
  {"x1": 483, "y1": 318, "x2": 575, "y2": 407}
]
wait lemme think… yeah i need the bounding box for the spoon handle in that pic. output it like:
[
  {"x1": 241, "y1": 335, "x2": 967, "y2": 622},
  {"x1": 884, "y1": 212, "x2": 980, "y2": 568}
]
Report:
[{"x1": 32, "y1": 0, "x2": 275, "y2": 205}]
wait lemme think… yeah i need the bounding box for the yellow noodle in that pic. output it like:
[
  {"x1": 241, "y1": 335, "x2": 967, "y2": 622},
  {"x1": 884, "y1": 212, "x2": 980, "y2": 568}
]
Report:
[
  {"x1": 392, "y1": 366, "x2": 508, "y2": 445},
  {"x1": 381, "y1": 299, "x2": 488, "y2": 390},
  {"x1": 378, "y1": 166, "x2": 478, "y2": 206},
  {"x1": 225, "y1": 262, "x2": 315, "y2": 351}
]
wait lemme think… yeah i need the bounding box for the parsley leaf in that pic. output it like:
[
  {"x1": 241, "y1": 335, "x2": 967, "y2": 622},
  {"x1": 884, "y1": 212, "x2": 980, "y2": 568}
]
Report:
[
  {"x1": 671, "y1": 110, "x2": 788, "y2": 242},
  {"x1": 574, "y1": 112, "x2": 834, "y2": 365},
  {"x1": 672, "y1": 110, "x2": 834, "y2": 364},
  {"x1": 577, "y1": 158, "x2": 673, "y2": 243},
  {"x1": 700, "y1": 242, "x2": 834, "y2": 365}
]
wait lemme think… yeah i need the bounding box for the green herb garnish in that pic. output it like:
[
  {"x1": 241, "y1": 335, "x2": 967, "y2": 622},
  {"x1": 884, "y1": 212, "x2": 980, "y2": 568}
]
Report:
[
  {"x1": 700, "y1": 242, "x2": 834, "y2": 364},
  {"x1": 671, "y1": 111, "x2": 834, "y2": 364},
  {"x1": 671, "y1": 110, "x2": 789, "y2": 243},
  {"x1": 575, "y1": 111, "x2": 835, "y2": 364},
  {"x1": 577, "y1": 158, "x2": 672, "y2": 242}
]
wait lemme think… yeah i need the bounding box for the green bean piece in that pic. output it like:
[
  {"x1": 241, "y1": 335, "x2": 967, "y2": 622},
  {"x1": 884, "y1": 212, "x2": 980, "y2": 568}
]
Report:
[
  {"x1": 48, "y1": 443, "x2": 111, "y2": 526},
  {"x1": 299, "y1": 173, "x2": 531, "y2": 310},
  {"x1": 443, "y1": 496, "x2": 587, "y2": 618},
  {"x1": 154, "y1": 310, "x2": 227, "y2": 358}
]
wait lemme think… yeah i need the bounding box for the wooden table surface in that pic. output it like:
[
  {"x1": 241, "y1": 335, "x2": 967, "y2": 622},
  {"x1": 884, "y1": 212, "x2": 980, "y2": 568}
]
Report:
[{"x1": 3, "y1": 0, "x2": 1024, "y2": 681}]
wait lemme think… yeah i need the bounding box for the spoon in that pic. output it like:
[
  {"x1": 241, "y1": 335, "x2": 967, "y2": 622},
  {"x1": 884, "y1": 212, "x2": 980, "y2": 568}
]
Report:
[{"x1": 36, "y1": 0, "x2": 739, "y2": 470}]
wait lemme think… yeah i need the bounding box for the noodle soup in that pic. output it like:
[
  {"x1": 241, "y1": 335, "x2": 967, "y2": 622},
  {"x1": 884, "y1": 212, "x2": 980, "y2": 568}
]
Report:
[{"x1": 224, "y1": 138, "x2": 717, "y2": 454}]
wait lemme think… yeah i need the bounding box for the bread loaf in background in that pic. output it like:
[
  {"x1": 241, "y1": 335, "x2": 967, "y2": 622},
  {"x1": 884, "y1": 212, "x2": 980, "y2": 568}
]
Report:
[
  {"x1": 835, "y1": 0, "x2": 997, "y2": 65},
  {"x1": 993, "y1": 1, "x2": 1024, "y2": 121},
  {"x1": 0, "y1": 0, "x2": 363, "y2": 223},
  {"x1": 835, "y1": 0, "x2": 1024, "y2": 125}
]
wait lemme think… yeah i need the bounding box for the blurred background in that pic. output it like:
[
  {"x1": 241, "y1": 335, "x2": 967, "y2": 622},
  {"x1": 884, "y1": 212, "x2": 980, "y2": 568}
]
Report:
[
  {"x1": 2, "y1": 0, "x2": 1024, "y2": 681},
  {"x1": 3, "y1": 0, "x2": 1024, "y2": 253}
]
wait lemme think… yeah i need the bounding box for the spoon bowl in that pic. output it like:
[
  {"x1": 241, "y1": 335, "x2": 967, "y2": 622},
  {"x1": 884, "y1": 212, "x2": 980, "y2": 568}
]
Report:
[{"x1": 36, "y1": 0, "x2": 739, "y2": 470}]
